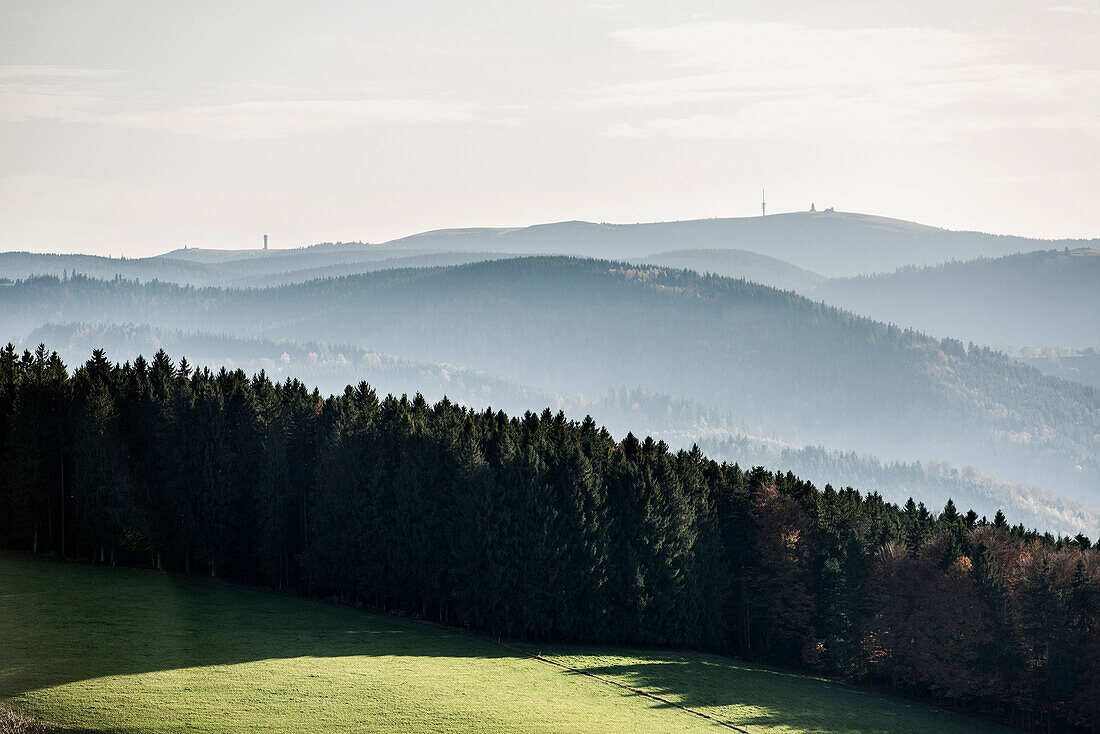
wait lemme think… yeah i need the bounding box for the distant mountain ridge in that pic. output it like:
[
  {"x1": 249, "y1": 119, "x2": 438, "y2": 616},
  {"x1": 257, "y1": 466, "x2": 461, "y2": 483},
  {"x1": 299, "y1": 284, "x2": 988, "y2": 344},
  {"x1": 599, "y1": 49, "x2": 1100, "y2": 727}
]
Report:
[
  {"x1": 7, "y1": 210, "x2": 1096, "y2": 290},
  {"x1": 4, "y1": 213, "x2": 1097, "y2": 389},
  {"x1": 0, "y1": 249, "x2": 517, "y2": 289},
  {"x1": 378, "y1": 211, "x2": 1098, "y2": 276}
]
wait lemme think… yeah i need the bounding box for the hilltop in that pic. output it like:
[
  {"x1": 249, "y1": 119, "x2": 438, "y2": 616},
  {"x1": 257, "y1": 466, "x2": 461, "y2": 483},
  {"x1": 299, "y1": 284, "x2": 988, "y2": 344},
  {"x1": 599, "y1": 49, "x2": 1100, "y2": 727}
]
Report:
[
  {"x1": 6, "y1": 211, "x2": 1095, "y2": 290},
  {"x1": 380, "y1": 211, "x2": 1097, "y2": 276}
]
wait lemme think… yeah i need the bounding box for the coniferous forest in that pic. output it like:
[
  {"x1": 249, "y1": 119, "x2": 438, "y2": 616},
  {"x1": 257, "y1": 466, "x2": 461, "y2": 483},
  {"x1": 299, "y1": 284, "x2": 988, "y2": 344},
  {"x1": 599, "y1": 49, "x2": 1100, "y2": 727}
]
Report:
[
  {"x1": 1, "y1": 344, "x2": 1096, "y2": 732},
  {"x1": 5, "y1": 258, "x2": 1097, "y2": 508}
]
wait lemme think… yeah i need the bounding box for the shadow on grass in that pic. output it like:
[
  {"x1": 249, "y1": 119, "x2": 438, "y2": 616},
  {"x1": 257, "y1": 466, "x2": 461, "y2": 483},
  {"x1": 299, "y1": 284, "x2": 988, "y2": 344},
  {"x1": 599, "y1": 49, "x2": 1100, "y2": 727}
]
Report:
[
  {"x1": 0, "y1": 553, "x2": 511, "y2": 699},
  {"x1": 1, "y1": 553, "x2": 1010, "y2": 733},
  {"x1": 548, "y1": 655, "x2": 1007, "y2": 734}
]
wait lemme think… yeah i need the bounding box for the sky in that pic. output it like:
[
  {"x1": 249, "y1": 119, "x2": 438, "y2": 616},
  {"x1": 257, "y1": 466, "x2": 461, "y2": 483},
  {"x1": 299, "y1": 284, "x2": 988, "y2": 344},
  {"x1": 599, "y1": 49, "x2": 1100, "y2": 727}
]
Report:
[{"x1": 1, "y1": 0, "x2": 1098, "y2": 256}]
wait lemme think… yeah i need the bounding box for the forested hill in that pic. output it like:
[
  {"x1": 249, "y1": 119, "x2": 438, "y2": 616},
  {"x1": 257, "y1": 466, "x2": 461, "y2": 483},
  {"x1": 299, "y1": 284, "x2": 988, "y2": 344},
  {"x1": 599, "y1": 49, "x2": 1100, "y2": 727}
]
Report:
[
  {"x1": 0, "y1": 248, "x2": 515, "y2": 289},
  {"x1": 639, "y1": 248, "x2": 825, "y2": 293},
  {"x1": 1007, "y1": 347, "x2": 1100, "y2": 391},
  {"x1": 6, "y1": 210, "x2": 1091, "y2": 288},
  {"x1": 1, "y1": 257, "x2": 1097, "y2": 507},
  {"x1": 0, "y1": 346, "x2": 1097, "y2": 732},
  {"x1": 814, "y1": 248, "x2": 1100, "y2": 348},
  {"x1": 382, "y1": 211, "x2": 1098, "y2": 276}
]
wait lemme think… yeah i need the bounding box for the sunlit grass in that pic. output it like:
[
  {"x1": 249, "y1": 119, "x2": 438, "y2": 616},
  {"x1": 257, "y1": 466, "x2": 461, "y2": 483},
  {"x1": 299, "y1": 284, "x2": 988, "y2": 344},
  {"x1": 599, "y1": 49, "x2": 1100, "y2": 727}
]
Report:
[
  {"x1": 539, "y1": 649, "x2": 1010, "y2": 734},
  {"x1": 1, "y1": 553, "x2": 1010, "y2": 733}
]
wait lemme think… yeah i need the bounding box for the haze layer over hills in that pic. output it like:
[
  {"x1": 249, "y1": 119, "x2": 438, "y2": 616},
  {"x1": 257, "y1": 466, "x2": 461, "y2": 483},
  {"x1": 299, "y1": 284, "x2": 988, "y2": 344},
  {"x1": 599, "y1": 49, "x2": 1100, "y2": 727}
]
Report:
[
  {"x1": 639, "y1": 249, "x2": 825, "y2": 293},
  {"x1": 6, "y1": 210, "x2": 1097, "y2": 290},
  {"x1": 20, "y1": 320, "x2": 1093, "y2": 536},
  {"x1": 380, "y1": 211, "x2": 1097, "y2": 276},
  {"x1": 2, "y1": 211, "x2": 1097, "y2": 535},
  {"x1": 814, "y1": 248, "x2": 1100, "y2": 348},
  {"x1": 2, "y1": 259, "x2": 1096, "y2": 509},
  {"x1": 0, "y1": 249, "x2": 517, "y2": 290}
]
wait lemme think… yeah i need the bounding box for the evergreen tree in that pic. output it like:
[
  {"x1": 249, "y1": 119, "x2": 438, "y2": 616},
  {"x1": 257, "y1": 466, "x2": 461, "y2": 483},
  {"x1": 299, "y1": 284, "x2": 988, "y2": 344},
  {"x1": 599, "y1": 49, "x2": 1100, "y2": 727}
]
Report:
[{"x1": 0, "y1": 345, "x2": 1096, "y2": 732}]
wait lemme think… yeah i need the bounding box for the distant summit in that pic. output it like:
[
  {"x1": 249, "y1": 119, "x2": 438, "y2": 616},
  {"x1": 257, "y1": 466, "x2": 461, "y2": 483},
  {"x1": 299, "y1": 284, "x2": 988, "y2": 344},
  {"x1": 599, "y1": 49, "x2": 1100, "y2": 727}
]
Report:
[
  {"x1": 379, "y1": 211, "x2": 1091, "y2": 277},
  {"x1": 9, "y1": 211, "x2": 1098, "y2": 283}
]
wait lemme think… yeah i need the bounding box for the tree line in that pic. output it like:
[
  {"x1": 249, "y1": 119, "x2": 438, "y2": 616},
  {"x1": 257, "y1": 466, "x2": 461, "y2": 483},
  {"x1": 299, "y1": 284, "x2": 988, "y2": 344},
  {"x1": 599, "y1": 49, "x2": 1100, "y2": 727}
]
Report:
[
  {"x1": 21, "y1": 319, "x2": 1092, "y2": 535},
  {"x1": 0, "y1": 345, "x2": 1096, "y2": 731},
  {"x1": 700, "y1": 436, "x2": 1098, "y2": 538},
  {"x1": 4, "y1": 259, "x2": 1097, "y2": 505}
]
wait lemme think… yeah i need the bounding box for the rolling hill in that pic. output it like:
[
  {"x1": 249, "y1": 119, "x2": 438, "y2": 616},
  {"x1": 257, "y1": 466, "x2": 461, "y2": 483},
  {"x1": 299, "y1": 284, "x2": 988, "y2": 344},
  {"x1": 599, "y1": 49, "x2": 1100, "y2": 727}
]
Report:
[
  {"x1": 1, "y1": 258, "x2": 1097, "y2": 512},
  {"x1": 0, "y1": 552, "x2": 1014, "y2": 734},
  {"x1": 7, "y1": 211, "x2": 1095, "y2": 291},
  {"x1": 0, "y1": 248, "x2": 516, "y2": 290},
  {"x1": 381, "y1": 211, "x2": 1098, "y2": 276},
  {"x1": 1005, "y1": 346, "x2": 1100, "y2": 391},
  {"x1": 814, "y1": 248, "x2": 1100, "y2": 348},
  {"x1": 639, "y1": 248, "x2": 825, "y2": 293}
]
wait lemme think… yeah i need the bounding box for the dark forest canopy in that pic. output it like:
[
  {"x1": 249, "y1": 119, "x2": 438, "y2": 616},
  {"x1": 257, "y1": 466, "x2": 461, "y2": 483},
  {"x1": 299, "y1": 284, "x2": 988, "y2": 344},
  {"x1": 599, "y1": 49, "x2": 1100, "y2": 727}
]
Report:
[
  {"x1": 0, "y1": 345, "x2": 1097, "y2": 731},
  {"x1": 1, "y1": 257, "x2": 1097, "y2": 505}
]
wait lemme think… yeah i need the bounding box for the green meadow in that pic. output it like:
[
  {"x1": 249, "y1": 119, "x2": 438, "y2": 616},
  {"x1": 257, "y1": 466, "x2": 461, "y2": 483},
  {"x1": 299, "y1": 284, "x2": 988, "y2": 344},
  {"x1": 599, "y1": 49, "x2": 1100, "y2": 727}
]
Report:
[{"x1": 1, "y1": 553, "x2": 1010, "y2": 733}]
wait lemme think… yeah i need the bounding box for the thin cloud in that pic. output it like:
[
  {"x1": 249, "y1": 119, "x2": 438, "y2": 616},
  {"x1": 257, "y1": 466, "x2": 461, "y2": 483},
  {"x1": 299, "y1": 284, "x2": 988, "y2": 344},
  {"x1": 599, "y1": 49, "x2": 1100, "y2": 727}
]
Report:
[
  {"x1": 588, "y1": 21, "x2": 1100, "y2": 142},
  {"x1": 0, "y1": 66, "x2": 118, "y2": 79},
  {"x1": 0, "y1": 66, "x2": 488, "y2": 138},
  {"x1": 1048, "y1": 5, "x2": 1100, "y2": 16},
  {"x1": 108, "y1": 99, "x2": 481, "y2": 139},
  {"x1": 0, "y1": 68, "x2": 108, "y2": 124}
]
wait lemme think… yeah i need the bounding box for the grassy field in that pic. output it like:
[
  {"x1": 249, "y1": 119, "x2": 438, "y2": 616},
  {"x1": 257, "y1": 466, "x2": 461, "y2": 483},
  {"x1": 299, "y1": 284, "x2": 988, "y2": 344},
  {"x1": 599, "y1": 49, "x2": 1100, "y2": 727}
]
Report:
[{"x1": 1, "y1": 552, "x2": 1011, "y2": 734}]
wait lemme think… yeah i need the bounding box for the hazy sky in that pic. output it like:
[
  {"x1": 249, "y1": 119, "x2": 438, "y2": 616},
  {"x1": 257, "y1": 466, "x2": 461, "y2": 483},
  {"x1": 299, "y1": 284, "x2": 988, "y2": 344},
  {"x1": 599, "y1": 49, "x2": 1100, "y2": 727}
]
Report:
[{"x1": 2, "y1": 0, "x2": 1098, "y2": 256}]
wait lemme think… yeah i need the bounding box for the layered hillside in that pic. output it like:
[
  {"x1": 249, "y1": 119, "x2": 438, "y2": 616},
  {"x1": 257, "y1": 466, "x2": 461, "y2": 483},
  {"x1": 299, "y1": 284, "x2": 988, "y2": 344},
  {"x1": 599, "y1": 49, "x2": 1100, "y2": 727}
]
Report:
[
  {"x1": 17, "y1": 321, "x2": 1095, "y2": 535},
  {"x1": 2, "y1": 258, "x2": 1096, "y2": 508},
  {"x1": 639, "y1": 248, "x2": 824, "y2": 293},
  {"x1": 814, "y1": 248, "x2": 1100, "y2": 347},
  {"x1": 0, "y1": 248, "x2": 514, "y2": 289},
  {"x1": 7, "y1": 211, "x2": 1095, "y2": 290},
  {"x1": 383, "y1": 211, "x2": 1097, "y2": 276}
]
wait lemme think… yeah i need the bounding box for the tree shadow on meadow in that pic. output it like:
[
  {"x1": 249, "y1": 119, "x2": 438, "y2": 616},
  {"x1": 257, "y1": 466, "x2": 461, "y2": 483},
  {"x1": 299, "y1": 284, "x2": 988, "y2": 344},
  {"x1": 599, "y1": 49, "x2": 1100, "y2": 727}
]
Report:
[
  {"x1": 0, "y1": 553, "x2": 511, "y2": 699},
  {"x1": 1, "y1": 555, "x2": 1011, "y2": 734},
  {"x1": 540, "y1": 652, "x2": 1009, "y2": 734}
]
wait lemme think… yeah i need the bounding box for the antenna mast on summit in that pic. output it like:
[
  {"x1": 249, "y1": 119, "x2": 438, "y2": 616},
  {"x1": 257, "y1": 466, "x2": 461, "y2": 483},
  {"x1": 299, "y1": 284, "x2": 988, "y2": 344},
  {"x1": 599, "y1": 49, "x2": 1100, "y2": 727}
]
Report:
[{"x1": 761, "y1": 189, "x2": 766, "y2": 217}]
